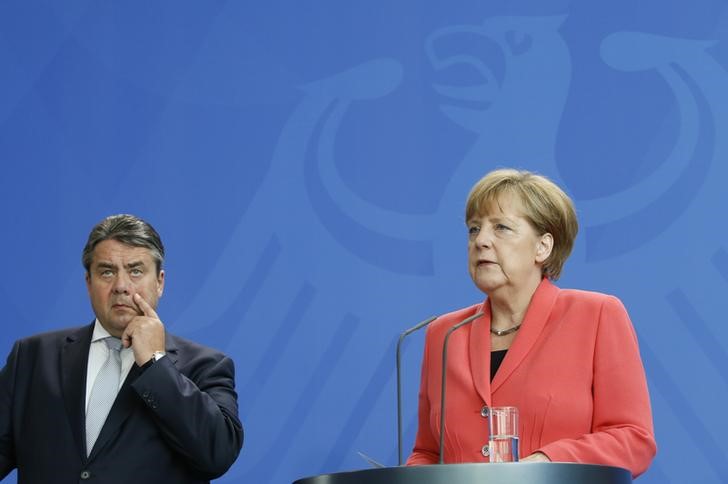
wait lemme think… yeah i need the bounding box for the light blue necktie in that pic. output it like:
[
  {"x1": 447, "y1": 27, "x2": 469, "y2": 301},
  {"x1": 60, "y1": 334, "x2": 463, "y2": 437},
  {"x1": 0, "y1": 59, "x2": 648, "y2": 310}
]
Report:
[{"x1": 85, "y1": 337, "x2": 122, "y2": 455}]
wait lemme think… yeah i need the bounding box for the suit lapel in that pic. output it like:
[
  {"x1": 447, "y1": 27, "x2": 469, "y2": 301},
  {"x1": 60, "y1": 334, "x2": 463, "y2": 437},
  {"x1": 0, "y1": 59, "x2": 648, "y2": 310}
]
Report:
[
  {"x1": 469, "y1": 302, "x2": 492, "y2": 406},
  {"x1": 60, "y1": 324, "x2": 94, "y2": 462},
  {"x1": 88, "y1": 364, "x2": 142, "y2": 459},
  {"x1": 164, "y1": 334, "x2": 180, "y2": 366},
  {"x1": 491, "y1": 279, "x2": 559, "y2": 393},
  {"x1": 88, "y1": 333, "x2": 181, "y2": 459}
]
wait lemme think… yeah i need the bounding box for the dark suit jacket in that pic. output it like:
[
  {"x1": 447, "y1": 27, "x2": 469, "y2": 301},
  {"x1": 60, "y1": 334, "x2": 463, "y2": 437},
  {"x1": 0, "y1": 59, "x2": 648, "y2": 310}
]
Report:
[{"x1": 0, "y1": 323, "x2": 243, "y2": 483}]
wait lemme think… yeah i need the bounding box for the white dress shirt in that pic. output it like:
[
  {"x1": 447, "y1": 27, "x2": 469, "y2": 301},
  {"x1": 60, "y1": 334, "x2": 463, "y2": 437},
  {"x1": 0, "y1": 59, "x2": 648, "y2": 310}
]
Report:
[{"x1": 85, "y1": 319, "x2": 135, "y2": 412}]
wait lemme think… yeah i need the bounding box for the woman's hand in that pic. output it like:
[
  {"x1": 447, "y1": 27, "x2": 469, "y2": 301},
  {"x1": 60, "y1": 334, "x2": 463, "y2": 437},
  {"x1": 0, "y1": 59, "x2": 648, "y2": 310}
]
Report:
[{"x1": 519, "y1": 451, "x2": 551, "y2": 462}]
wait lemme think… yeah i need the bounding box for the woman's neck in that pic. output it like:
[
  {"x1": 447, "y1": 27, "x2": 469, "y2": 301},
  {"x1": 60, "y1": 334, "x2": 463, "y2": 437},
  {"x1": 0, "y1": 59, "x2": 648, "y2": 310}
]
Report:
[{"x1": 488, "y1": 276, "x2": 543, "y2": 330}]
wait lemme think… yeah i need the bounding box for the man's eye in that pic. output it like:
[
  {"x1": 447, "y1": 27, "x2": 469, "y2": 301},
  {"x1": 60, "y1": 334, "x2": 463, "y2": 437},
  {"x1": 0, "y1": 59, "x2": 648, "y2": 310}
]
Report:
[
  {"x1": 130, "y1": 269, "x2": 143, "y2": 276},
  {"x1": 100, "y1": 270, "x2": 114, "y2": 277}
]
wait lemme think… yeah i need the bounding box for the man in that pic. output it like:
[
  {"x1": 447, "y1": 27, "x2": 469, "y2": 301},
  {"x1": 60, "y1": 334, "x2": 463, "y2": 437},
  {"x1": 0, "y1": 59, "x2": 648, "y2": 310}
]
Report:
[{"x1": 0, "y1": 214, "x2": 243, "y2": 483}]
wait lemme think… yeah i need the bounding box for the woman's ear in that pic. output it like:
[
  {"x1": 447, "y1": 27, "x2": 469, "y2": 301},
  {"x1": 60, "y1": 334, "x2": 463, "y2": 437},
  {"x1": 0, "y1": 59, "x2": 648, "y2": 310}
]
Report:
[{"x1": 536, "y1": 233, "x2": 554, "y2": 263}]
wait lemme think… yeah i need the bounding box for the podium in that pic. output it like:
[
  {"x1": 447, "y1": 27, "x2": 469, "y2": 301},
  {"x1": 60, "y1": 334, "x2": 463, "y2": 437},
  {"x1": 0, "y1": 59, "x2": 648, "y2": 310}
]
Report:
[{"x1": 293, "y1": 462, "x2": 632, "y2": 484}]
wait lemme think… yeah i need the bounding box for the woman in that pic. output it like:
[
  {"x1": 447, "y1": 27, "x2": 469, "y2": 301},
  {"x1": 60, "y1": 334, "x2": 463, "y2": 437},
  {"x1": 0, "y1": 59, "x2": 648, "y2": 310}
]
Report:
[{"x1": 406, "y1": 169, "x2": 656, "y2": 477}]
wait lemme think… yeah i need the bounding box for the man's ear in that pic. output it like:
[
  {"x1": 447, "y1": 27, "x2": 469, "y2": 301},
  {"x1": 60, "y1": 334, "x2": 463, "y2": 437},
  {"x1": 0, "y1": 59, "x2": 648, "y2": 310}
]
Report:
[{"x1": 157, "y1": 270, "x2": 165, "y2": 298}]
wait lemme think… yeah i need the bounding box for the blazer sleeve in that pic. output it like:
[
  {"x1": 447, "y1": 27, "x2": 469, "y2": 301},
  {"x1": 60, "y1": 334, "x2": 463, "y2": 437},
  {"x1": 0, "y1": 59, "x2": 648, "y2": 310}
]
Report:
[
  {"x1": 406, "y1": 327, "x2": 440, "y2": 465},
  {"x1": 130, "y1": 351, "x2": 243, "y2": 479},
  {"x1": 0, "y1": 341, "x2": 18, "y2": 479},
  {"x1": 537, "y1": 296, "x2": 657, "y2": 477}
]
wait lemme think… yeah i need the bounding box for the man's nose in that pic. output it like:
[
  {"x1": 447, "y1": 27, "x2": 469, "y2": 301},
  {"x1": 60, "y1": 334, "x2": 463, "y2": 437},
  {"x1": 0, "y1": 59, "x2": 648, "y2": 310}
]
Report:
[{"x1": 112, "y1": 273, "x2": 131, "y2": 294}]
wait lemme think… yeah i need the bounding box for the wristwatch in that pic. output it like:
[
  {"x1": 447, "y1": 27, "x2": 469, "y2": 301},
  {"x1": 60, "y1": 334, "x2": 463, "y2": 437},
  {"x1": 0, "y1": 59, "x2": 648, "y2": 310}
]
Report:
[{"x1": 142, "y1": 351, "x2": 166, "y2": 369}]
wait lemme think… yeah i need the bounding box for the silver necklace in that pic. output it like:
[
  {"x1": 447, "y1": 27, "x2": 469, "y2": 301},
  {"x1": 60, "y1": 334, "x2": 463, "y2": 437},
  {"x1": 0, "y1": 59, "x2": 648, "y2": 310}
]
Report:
[{"x1": 490, "y1": 323, "x2": 521, "y2": 336}]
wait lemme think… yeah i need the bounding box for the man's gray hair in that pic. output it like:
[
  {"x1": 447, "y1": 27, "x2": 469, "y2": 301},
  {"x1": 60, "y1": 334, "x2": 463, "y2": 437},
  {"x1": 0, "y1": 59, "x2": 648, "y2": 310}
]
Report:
[{"x1": 82, "y1": 214, "x2": 165, "y2": 274}]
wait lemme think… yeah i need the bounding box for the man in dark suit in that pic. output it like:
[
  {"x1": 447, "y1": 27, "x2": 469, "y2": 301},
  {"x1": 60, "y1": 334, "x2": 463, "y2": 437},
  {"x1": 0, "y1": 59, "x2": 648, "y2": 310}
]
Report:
[{"x1": 0, "y1": 214, "x2": 243, "y2": 483}]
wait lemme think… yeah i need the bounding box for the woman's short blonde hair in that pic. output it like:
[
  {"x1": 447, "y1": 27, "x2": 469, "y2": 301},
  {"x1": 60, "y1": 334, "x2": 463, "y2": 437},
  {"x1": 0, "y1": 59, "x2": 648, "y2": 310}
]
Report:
[{"x1": 465, "y1": 168, "x2": 578, "y2": 280}]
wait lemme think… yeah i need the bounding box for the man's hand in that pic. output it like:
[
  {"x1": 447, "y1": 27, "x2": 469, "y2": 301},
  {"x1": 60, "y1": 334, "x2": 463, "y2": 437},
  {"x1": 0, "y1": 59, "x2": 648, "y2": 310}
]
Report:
[{"x1": 122, "y1": 293, "x2": 166, "y2": 366}]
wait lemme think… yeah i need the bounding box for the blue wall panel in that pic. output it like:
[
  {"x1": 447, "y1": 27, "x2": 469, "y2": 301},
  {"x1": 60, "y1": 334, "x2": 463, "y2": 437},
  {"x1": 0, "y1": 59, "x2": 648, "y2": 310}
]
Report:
[{"x1": 1, "y1": 1, "x2": 726, "y2": 482}]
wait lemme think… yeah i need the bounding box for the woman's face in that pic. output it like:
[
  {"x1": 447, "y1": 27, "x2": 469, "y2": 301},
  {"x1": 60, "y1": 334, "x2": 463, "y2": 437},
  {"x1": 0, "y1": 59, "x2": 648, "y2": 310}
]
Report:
[{"x1": 467, "y1": 193, "x2": 551, "y2": 295}]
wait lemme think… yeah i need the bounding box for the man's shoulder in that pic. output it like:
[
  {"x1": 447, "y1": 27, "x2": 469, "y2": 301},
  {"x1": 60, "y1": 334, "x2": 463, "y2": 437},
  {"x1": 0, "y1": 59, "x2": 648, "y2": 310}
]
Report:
[
  {"x1": 3, "y1": 324, "x2": 92, "y2": 363},
  {"x1": 16, "y1": 324, "x2": 92, "y2": 346},
  {"x1": 164, "y1": 332, "x2": 230, "y2": 362},
  {"x1": 161, "y1": 332, "x2": 236, "y2": 382}
]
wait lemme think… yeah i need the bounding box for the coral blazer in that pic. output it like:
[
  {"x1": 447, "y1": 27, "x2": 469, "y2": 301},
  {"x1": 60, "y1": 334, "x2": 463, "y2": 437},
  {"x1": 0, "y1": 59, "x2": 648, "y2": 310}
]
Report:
[{"x1": 406, "y1": 279, "x2": 656, "y2": 477}]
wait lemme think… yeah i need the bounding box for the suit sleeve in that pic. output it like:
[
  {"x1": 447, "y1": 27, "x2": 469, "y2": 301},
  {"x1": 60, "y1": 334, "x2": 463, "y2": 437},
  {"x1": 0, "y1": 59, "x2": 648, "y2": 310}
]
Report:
[
  {"x1": 0, "y1": 341, "x2": 19, "y2": 479},
  {"x1": 537, "y1": 296, "x2": 657, "y2": 477},
  {"x1": 131, "y1": 352, "x2": 243, "y2": 479},
  {"x1": 406, "y1": 327, "x2": 440, "y2": 465}
]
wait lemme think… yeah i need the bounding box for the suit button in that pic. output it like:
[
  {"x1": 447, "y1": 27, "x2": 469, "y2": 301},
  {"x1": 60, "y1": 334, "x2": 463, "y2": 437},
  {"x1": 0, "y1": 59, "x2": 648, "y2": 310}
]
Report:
[
  {"x1": 481, "y1": 444, "x2": 490, "y2": 457},
  {"x1": 481, "y1": 406, "x2": 489, "y2": 418},
  {"x1": 142, "y1": 390, "x2": 151, "y2": 398},
  {"x1": 80, "y1": 470, "x2": 91, "y2": 479}
]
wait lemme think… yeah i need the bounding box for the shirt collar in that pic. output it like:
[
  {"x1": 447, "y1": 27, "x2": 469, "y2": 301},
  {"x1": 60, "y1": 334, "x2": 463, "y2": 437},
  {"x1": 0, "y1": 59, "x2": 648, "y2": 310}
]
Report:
[
  {"x1": 91, "y1": 320, "x2": 133, "y2": 354},
  {"x1": 91, "y1": 319, "x2": 113, "y2": 343}
]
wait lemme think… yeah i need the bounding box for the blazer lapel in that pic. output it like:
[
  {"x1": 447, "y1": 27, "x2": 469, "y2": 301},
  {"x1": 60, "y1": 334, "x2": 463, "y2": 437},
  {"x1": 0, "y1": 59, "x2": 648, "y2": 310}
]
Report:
[
  {"x1": 469, "y1": 302, "x2": 492, "y2": 406},
  {"x1": 88, "y1": 364, "x2": 142, "y2": 459},
  {"x1": 88, "y1": 334, "x2": 181, "y2": 460},
  {"x1": 60, "y1": 324, "x2": 94, "y2": 462},
  {"x1": 164, "y1": 334, "x2": 180, "y2": 367},
  {"x1": 491, "y1": 279, "x2": 559, "y2": 393}
]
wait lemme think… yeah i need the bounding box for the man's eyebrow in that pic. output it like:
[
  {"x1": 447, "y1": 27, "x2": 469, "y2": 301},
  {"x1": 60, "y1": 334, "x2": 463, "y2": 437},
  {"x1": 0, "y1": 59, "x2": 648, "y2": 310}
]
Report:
[
  {"x1": 95, "y1": 262, "x2": 117, "y2": 270},
  {"x1": 125, "y1": 261, "x2": 147, "y2": 269}
]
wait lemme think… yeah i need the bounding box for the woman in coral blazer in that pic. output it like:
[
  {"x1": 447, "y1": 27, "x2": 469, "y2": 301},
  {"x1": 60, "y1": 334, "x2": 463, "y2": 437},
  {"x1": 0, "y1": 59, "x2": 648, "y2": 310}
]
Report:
[{"x1": 406, "y1": 169, "x2": 656, "y2": 477}]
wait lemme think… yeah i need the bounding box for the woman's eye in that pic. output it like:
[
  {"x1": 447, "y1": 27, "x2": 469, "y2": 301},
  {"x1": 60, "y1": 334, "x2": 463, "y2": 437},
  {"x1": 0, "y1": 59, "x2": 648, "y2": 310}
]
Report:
[
  {"x1": 495, "y1": 223, "x2": 511, "y2": 231},
  {"x1": 468, "y1": 226, "x2": 480, "y2": 236}
]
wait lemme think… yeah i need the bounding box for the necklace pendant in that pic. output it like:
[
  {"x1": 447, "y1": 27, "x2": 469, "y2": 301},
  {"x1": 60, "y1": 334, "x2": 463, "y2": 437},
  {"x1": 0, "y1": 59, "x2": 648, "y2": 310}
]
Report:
[{"x1": 490, "y1": 323, "x2": 521, "y2": 336}]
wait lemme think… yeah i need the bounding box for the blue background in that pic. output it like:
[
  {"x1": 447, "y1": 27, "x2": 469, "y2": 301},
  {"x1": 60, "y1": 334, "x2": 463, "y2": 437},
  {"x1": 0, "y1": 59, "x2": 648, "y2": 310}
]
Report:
[{"x1": 1, "y1": 1, "x2": 727, "y2": 482}]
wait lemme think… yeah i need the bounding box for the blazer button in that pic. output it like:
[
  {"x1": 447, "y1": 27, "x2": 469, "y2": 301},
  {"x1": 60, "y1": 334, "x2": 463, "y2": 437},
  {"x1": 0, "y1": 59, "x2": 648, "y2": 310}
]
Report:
[
  {"x1": 80, "y1": 470, "x2": 91, "y2": 480},
  {"x1": 481, "y1": 444, "x2": 490, "y2": 457},
  {"x1": 481, "y1": 406, "x2": 489, "y2": 418}
]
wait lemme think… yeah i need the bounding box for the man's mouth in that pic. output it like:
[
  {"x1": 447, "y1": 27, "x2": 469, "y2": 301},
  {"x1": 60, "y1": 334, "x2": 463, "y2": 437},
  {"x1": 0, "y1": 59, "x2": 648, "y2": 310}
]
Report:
[{"x1": 112, "y1": 303, "x2": 135, "y2": 311}]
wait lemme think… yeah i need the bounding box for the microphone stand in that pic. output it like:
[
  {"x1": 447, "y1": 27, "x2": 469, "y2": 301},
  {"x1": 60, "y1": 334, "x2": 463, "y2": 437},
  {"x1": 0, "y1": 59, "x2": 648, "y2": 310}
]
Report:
[
  {"x1": 396, "y1": 315, "x2": 437, "y2": 465},
  {"x1": 438, "y1": 312, "x2": 484, "y2": 464}
]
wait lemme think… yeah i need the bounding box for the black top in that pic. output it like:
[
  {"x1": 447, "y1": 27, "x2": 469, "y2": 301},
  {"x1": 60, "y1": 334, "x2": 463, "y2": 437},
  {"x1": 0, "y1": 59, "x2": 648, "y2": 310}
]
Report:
[{"x1": 491, "y1": 350, "x2": 507, "y2": 381}]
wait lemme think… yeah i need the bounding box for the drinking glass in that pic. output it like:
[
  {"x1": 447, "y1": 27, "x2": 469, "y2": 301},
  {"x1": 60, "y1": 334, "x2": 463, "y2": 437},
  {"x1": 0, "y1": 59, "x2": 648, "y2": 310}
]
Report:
[{"x1": 488, "y1": 406, "x2": 519, "y2": 462}]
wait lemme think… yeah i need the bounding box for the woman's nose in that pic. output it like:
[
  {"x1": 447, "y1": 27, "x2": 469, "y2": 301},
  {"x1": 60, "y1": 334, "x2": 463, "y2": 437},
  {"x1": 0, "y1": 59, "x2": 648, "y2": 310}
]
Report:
[{"x1": 475, "y1": 227, "x2": 493, "y2": 247}]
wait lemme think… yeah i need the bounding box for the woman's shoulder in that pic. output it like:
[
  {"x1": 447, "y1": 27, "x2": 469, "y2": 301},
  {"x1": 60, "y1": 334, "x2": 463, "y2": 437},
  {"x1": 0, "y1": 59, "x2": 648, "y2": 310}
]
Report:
[
  {"x1": 554, "y1": 286, "x2": 627, "y2": 313},
  {"x1": 428, "y1": 301, "x2": 485, "y2": 334}
]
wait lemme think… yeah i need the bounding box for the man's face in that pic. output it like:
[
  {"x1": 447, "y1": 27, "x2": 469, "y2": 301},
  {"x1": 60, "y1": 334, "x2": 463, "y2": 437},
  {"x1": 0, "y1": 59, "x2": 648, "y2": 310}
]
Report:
[{"x1": 85, "y1": 239, "x2": 164, "y2": 337}]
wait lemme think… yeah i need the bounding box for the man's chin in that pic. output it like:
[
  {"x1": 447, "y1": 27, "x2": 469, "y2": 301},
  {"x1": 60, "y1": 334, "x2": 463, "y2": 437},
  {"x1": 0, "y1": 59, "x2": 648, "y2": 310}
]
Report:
[{"x1": 99, "y1": 317, "x2": 132, "y2": 337}]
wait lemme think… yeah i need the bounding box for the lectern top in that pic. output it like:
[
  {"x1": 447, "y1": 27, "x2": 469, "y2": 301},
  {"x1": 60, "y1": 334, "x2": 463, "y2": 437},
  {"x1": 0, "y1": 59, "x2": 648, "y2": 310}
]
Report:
[{"x1": 293, "y1": 462, "x2": 632, "y2": 484}]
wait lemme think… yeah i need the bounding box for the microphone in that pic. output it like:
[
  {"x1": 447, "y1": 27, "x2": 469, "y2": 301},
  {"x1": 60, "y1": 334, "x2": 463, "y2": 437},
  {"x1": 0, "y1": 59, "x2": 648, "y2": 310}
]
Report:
[
  {"x1": 438, "y1": 311, "x2": 484, "y2": 464},
  {"x1": 396, "y1": 315, "x2": 437, "y2": 465}
]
